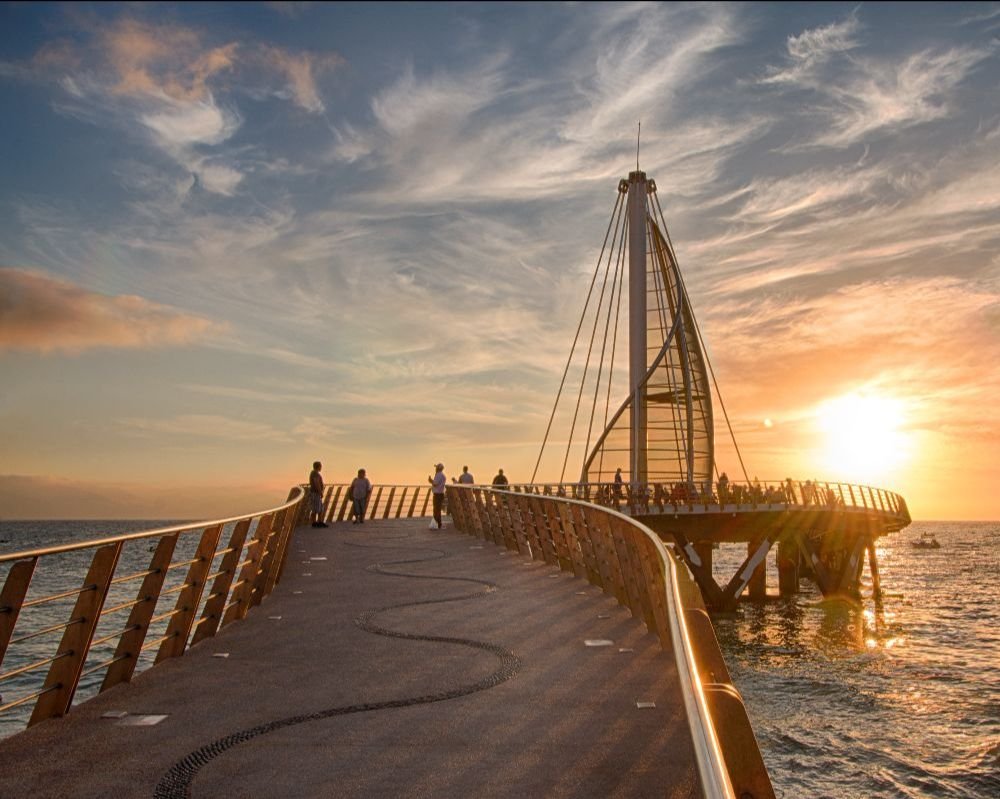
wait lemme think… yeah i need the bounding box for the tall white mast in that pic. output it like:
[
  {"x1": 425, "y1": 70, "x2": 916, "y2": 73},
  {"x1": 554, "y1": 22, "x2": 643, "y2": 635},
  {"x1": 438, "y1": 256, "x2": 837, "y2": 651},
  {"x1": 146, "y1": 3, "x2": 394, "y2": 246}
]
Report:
[{"x1": 628, "y1": 170, "x2": 648, "y2": 485}]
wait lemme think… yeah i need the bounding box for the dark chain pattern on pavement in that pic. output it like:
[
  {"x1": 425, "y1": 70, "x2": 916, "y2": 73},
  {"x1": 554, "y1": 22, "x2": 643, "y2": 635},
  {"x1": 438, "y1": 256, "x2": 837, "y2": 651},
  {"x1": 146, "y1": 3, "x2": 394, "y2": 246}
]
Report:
[{"x1": 153, "y1": 531, "x2": 521, "y2": 799}]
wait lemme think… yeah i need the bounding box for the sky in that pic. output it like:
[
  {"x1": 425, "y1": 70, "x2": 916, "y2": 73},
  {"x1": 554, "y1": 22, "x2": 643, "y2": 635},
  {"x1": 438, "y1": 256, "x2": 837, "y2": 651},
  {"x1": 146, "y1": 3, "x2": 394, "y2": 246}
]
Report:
[{"x1": 0, "y1": 1, "x2": 998, "y2": 521}]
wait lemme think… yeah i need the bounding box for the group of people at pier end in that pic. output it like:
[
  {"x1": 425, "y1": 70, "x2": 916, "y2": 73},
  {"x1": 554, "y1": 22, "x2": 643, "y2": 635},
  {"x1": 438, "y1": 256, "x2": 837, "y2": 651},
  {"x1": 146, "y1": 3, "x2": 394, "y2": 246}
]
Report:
[
  {"x1": 307, "y1": 460, "x2": 509, "y2": 530},
  {"x1": 308, "y1": 461, "x2": 373, "y2": 527},
  {"x1": 310, "y1": 459, "x2": 845, "y2": 529}
]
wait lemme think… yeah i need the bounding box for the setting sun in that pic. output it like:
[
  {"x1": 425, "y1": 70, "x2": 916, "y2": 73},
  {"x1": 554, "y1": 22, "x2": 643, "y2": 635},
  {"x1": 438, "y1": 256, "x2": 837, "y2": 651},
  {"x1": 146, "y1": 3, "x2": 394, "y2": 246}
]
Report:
[{"x1": 815, "y1": 393, "x2": 911, "y2": 484}]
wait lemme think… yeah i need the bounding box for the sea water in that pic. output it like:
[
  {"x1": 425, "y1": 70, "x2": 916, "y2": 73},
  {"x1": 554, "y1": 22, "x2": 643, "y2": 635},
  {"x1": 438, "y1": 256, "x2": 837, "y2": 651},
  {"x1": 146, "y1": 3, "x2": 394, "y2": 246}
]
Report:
[
  {"x1": 1, "y1": 519, "x2": 998, "y2": 797},
  {"x1": 712, "y1": 521, "x2": 1000, "y2": 798}
]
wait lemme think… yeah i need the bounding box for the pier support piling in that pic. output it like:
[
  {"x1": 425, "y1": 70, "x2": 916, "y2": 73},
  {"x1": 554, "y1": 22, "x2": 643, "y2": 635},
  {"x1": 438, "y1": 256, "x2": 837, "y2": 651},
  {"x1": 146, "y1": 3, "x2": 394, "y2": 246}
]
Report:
[
  {"x1": 777, "y1": 539, "x2": 799, "y2": 597},
  {"x1": 867, "y1": 537, "x2": 883, "y2": 603},
  {"x1": 747, "y1": 538, "x2": 768, "y2": 601}
]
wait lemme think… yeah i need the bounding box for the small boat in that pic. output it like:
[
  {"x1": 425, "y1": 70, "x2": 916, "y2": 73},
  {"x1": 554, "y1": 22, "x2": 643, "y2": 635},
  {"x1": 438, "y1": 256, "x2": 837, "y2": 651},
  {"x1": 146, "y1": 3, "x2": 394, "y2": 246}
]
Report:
[{"x1": 911, "y1": 533, "x2": 941, "y2": 550}]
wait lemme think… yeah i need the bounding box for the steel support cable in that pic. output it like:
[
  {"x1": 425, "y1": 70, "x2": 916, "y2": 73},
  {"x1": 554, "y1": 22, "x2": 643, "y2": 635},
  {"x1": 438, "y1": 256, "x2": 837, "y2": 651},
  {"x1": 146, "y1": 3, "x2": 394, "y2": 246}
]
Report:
[
  {"x1": 531, "y1": 190, "x2": 627, "y2": 483},
  {"x1": 582, "y1": 224, "x2": 623, "y2": 465},
  {"x1": 583, "y1": 208, "x2": 628, "y2": 478},
  {"x1": 653, "y1": 193, "x2": 750, "y2": 484},
  {"x1": 648, "y1": 214, "x2": 686, "y2": 481},
  {"x1": 647, "y1": 213, "x2": 686, "y2": 481},
  {"x1": 596, "y1": 220, "x2": 629, "y2": 483},
  {"x1": 559, "y1": 198, "x2": 627, "y2": 483},
  {"x1": 597, "y1": 228, "x2": 625, "y2": 484}
]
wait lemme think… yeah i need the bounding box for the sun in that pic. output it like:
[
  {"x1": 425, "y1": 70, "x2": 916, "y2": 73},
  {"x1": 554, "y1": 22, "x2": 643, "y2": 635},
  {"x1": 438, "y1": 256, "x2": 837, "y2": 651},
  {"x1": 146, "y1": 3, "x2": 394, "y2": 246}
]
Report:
[{"x1": 815, "y1": 392, "x2": 910, "y2": 484}]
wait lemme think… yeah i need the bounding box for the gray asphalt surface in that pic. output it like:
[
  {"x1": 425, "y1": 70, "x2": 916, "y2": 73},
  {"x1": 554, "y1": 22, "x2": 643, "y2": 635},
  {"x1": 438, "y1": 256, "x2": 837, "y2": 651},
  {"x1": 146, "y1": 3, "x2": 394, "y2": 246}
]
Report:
[{"x1": 0, "y1": 519, "x2": 700, "y2": 799}]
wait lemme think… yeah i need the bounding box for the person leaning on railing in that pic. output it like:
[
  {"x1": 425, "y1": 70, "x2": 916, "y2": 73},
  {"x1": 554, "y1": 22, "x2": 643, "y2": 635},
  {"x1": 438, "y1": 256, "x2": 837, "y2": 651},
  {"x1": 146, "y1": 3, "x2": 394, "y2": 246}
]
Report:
[
  {"x1": 350, "y1": 468, "x2": 372, "y2": 524},
  {"x1": 309, "y1": 461, "x2": 328, "y2": 528}
]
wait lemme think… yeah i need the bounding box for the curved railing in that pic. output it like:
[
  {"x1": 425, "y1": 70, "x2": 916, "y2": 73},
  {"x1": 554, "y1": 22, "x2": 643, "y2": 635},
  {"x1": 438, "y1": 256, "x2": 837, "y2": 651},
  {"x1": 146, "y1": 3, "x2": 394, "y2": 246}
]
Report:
[
  {"x1": 0, "y1": 488, "x2": 307, "y2": 734},
  {"x1": 318, "y1": 478, "x2": 910, "y2": 531},
  {"x1": 484, "y1": 479, "x2": 910, "y2": 530},
  {"x1": 446, "y1": 485, "x2": 775, "y2": 799},
  {"x1": 314, "y1": 482, "x2": 436, "y2": 522}
]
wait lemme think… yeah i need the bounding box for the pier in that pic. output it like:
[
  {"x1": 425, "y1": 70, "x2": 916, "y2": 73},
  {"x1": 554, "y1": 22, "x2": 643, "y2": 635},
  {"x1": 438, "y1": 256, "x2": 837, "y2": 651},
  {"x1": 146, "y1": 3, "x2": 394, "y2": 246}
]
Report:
[
  {"x1": 0, "y1": 166, "x2": 914, "y2": 797},
  {"x1": 0, "y1": 488, "x2": 772, "y2": 798}
]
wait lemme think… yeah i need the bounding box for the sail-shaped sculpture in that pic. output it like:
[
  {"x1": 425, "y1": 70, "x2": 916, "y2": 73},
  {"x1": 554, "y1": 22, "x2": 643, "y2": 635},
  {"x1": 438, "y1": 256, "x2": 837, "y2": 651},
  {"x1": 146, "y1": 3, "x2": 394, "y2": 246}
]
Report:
[
  {"x1": 531, "y1": 168, "x2": 910, "y2": 612},
  {"x1": 581, "y1": 171, "x2": 714, "y2": 491}
]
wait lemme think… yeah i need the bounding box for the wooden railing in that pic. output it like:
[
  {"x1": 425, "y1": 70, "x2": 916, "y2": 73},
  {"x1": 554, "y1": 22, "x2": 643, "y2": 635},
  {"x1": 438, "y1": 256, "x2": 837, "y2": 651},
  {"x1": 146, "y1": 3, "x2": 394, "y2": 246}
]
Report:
[
  {"x1": 318, "y1": 483, "x2": 435, "y2": 522},
  {"x1": 484, "y1": 479, "x2": 910, "y2": 530},
  {"x1": 314, "y1": 477, "x2": 909, "y2": 532},
  {"x1": 446, "y1": 485, "x2": 775, "y2": 799},
  {"x1": 0, "y1": 488, "x2": 307, "y2": 731}
]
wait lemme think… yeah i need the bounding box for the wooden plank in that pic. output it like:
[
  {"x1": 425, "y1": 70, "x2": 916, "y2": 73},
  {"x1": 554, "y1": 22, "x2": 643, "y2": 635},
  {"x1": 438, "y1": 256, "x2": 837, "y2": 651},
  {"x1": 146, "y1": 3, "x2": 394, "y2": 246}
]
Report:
[
  {"x1": 156, "y1": 525, "x2": 223, "y2": 663},
  {"x1": 102, "y1": 533, "x2": 179, "y2": 690},
  {"x1": 221, "y1": 514, "x2": 271, "y2": 627},
  {"x1": 30, "y1": 542, "x2": 122, "y2": 725},
  {"x1": 0, "y1": 558, "x2": 37, "y2": 665},
  {"x1": 381, "y1": 486, "x2": 395, "y2": 519},
  {"x1": 325, "y1": 485, "x2": 343, "y2": 523},
  {"x1": 191, "y1": 520, "x2": 251, "y2": 646}
]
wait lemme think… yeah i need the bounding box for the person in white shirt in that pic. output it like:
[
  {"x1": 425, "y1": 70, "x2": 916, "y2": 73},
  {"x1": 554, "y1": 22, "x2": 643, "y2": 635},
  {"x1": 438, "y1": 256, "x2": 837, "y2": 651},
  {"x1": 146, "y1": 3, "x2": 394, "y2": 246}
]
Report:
[
  {"x1": 428, "y1": 462, "x2": 447, "y2": 529},
  {"x1": 350, "y1": 468, "x2": 372, "y2": 524},
  {"x1": 456, "y1": 465, "x2": 474, "y2": 485}
]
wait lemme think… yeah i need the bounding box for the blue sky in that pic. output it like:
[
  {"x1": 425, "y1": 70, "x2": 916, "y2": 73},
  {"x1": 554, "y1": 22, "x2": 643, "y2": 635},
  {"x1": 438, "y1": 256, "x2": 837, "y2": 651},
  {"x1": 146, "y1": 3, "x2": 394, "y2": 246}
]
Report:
[{"x1": 1, "y1": 2, "x2": 998, "y2": 519}]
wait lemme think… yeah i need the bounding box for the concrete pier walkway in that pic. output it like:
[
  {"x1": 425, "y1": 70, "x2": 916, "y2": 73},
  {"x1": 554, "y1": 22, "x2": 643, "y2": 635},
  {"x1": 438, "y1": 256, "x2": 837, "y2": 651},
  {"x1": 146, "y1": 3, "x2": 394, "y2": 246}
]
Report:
[{"x1": 0, "y1": 519, "x2": 699, "y2": 798}]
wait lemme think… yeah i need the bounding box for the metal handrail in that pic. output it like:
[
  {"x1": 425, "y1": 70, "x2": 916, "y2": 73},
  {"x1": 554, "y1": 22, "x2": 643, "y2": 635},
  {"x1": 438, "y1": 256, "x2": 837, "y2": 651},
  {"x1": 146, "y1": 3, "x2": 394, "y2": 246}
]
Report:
[
  {"x1": 579, "y1": 500, "x2": 733, "y2": 797},
  {"x1": 0, "y1": 487, "x2": 307, "y2": 731},
  {"x1": 446, "y1": 484, "x2": 774, "y2": 799},
  {"x1": 0, "y1": 489, "x2": 304, "y2": 565},
  {"x1": 314, "y1": 478, "x2": 908, "y2": 525}
]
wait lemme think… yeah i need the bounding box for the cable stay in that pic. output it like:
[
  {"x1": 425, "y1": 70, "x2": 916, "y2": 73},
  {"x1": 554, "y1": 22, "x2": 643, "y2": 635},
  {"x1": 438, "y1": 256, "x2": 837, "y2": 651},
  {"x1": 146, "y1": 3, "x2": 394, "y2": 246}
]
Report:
[{"x1": 532, "y1": 170, "x2": 750, "y2": 492}]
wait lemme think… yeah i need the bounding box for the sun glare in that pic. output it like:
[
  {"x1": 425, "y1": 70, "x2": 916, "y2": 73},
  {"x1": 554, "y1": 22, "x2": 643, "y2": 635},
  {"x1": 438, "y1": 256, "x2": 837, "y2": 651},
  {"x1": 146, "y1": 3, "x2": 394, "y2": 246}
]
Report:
[{"x1": 815, "y1": 393, "x2": 910, "y2": 484}]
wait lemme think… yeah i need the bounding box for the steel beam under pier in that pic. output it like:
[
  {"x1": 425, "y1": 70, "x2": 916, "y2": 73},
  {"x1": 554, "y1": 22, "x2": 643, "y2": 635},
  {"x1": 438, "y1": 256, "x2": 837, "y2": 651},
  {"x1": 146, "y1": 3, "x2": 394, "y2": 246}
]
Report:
[{"x1": 647, "y1": 509, "x2": 887, "y2": 610}]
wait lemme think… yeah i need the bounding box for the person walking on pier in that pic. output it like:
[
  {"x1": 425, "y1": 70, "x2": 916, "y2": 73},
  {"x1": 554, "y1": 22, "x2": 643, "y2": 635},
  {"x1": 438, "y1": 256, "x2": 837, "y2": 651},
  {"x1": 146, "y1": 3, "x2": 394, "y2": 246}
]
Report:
[
  {"x1": 717, "y1": 472, "x2": 730, "y2": 505},
  {"x1": 428, "y1": 462, "x2": 447, "y2": 529},
  {"x1": 350, "y1": 468, "x2": 372, "y2": 524},
  {"x1": 613, "y1": 468, "x2": 624, "y2": 502},
  {"x1": 309, "y1": 461, "x2": 328, "y2": 528},
  {"x1": 492, "y1": 468, "x2": 509, "y2": 489}
]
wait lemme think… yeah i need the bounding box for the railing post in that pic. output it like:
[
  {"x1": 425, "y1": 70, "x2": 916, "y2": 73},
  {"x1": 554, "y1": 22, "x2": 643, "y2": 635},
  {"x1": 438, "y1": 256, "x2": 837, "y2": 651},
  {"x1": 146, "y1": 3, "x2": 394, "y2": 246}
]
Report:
[
  {"x1": 574, "y1": 504, "x2": 603, "y2": 586},
  {"x1": 369, "y1": 486, "x2": 384, "y2": 520},
  {"x1": 222, "y1": 514, "x2": 272, "y2": 626},
  {"x1": 508, "y1": 493, "x2": 531, "y2": 555},
  {"x1": 0, "y1": 558, "x2": 37, "y2": 665},
  {"x1": 525, "y1": 496, "x2": 550, "y2": 563},
  {"x1": 30, "y1": 542, "x2": 122, "y2": 725},
  {"x1": 634, "y1": 538, "x2": 672, "y2": 650},
  {"x1": 382, "y1": 486, "x2": 395, "y2": 519},
  {"x1": 325, "y1": 485, "x2": 343, "y2": 523},
  {"x1": 191, "y1": 519, "x2": 252, "y2": 646},
  {"x1": 581, "y1": 506, "x2": 613, "y2": 589},
  {"x1": 264, "y1": 500, "x2": 298, "y2": 594},
  {"x1": 102, "y1": 533, "x2": 179, "y2": 690},
  {"x1": 156, "y1": 525, "x2": 223, "y2": 663},
  {"x1": 471, "y1": 489, "x2": 490, "y2": 541},
  {"x1": 609, "y1": 517, "x2": 649, "y2": 621},
  {"x1": 395, "y1": 486, "x2": 408, "y2": 518},
  {"x1": 555, "y1": 502, "x2": 585, "y2": 576}
]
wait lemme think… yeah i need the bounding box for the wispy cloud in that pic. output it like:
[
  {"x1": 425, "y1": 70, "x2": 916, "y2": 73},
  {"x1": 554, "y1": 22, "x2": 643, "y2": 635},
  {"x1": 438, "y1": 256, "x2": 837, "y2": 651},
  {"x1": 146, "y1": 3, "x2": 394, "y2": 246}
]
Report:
[
  {"x1": 762, "y1": 12, "x2": 861, "y2": 85},
  {"x1": 119, "y1": 413, "x2": 291, "y2": 442},
  {"x1": 761, "y1": 10, "x2": 995, "y2": 148},
  {"x1": 7, "y1": 16, "x2": 342, "y2": 196},
  {"x1": 0, "y1": 267, "x2": 220, "y2": 354}
]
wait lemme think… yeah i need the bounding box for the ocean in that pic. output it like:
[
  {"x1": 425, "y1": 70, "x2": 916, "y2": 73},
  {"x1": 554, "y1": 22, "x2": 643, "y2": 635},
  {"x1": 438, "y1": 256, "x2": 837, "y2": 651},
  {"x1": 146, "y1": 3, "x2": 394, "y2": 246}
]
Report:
[
  {"x1": 712, "y1": 520, "x2": 1000, "y2": 798},
  {"x1": 1, "y1": 519, "x2": 997, "y2": 797}
]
